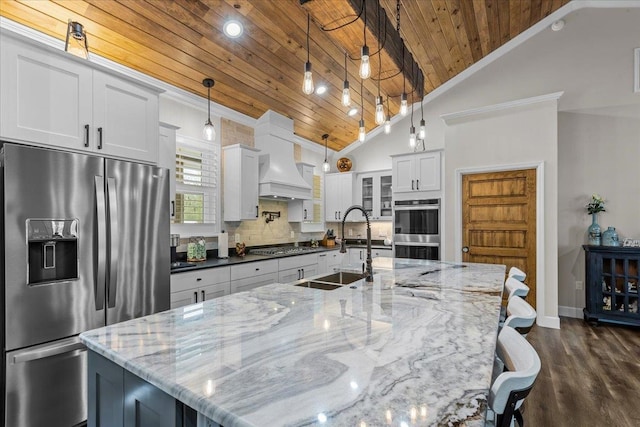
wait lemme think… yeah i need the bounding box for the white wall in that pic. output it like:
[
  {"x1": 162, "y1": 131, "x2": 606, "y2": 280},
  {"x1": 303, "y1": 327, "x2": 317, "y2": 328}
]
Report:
[
  {"x1": 558, "y1": 112, "x2": 640, "y2": 316},
  {"x1": 159, "y1": 96, "x2": 220, "y2": 141}
]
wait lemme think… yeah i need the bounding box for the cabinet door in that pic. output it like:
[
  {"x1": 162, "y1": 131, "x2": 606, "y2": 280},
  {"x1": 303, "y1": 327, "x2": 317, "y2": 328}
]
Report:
[
  {"x1": 224, "y1": 145, "x2": 260, "y2": 221},
  {"x1": 317, "y1": 253, "x2": 328, "y2": 274},
  {"x1": 170, "y1": 289, "x2": 198, "y2": 309},
  {"x1": 240, "y1": 148, "x2": 260, "y2": 219},
  {"x1": 326, "y1": 252, "x2": 344, "y2": 273},
  {"x1": 88, "y1": 351, "x2": 124, "y2": 427},
  {"x1": 360, "y1": 175, "x2": 374, "y2": 220},
  {"x1": 201, "y1": 281, "x2": 231, "y2": 301},
  {"x1": 338, "y1": 173, "x2": 354, "y2": 220},
  {"x1": 279, "y1": 267, "x2": 303, "y2": 283},
  {"x1": 325, "y1": 173, "x2": 341, "y2": 221},
  {"x1": 124, "y1": 370, "x2": 176, "y2": 427},
  {"x1": 93, "y1": 71, "x2": 159, "y2": 164},
  {"x1": 301, "y1": 263, "x2": 318, "y2": 279},
  {"x1": 392, "y1": 156, "x2": 416, "y2": 193},
  {"x1": 159, "y1": 124, "x2": 178, "y2": 220},
  {"x1": 415, "y1": 151, "x2": 441, "y2": 192},
  {"x1": 372, "y1": 248, "x2": 393, "y2": 258},
  {"x1": 0, "y1": 37, "x2": 93, "y2": 150},
  {"x1": 379, "y1": 174, "x2": 393, "y2": 219}
]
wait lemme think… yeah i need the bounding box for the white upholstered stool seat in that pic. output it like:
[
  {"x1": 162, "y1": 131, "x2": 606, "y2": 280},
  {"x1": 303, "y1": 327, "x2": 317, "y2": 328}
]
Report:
[
  {"x1": 505, "y1": 277, "x2": 530, "y2": 300},
  {"x1": 508, "y1": 266, "x2": 527, "y2": 282},
  {"x1": 503, "y1": 295, "x2": 537, "y2": 336}
]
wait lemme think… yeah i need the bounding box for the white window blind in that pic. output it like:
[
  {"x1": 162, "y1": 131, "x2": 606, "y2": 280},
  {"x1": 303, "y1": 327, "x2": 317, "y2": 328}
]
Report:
[{"x1": 174, "y1": 134, "x2": 219, "y2": 225}]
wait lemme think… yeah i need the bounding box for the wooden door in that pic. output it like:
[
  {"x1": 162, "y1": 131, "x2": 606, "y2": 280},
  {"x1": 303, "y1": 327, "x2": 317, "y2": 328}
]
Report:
[{"x1": 462, "y1": 169, "x2": 537, "y2": 307}]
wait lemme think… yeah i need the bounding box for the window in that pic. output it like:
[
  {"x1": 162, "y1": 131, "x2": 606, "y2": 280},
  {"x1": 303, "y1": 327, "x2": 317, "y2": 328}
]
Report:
[{"x1": 174, "y1": 134, "x2": 219, "y2": 225}]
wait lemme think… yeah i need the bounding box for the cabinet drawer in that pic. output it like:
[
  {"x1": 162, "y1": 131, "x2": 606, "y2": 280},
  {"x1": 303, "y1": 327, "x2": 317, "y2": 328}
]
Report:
[
  {"x1": 230, "y1": 260, "x2": 278, "y2": 281},
  {"x1": 231, "y1": 273, "x2": 278, "y2": 294},
  {"x1": 278, "y1": 253, "x2": 318, "y2": 271},
  {"x1": 171, "y1": 267, "x2": 230, "y2": 293}
]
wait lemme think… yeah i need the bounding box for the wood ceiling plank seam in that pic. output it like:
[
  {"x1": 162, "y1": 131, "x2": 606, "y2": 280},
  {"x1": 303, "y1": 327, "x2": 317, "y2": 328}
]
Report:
[
  {"x1": 519, "y1": 0, "x2": 532, "y2": 37},
  {"x1": 430, "y1": 0, "x2": 470, "y2": 78},
  {"x1": 508, "y1": 0, "x2": 522, "y2": 40},
  {"x1": 444, "y1": 0, "x2": 476, "y2": 69},
  {"x1": 497, "y1": 0, "x2": 512, "y2": 45},
  {"x1": 483, "y1": 0, "x2": 501, "y2": 53},
  {"x1": 529, "y1": 0, "x2": 543, "y2": 27},
  {"x1": 540, "y1": 0, "x2": 554, "y2": 19},
  {"x1": 388, "y1": 0, "x2": 446, "y2": 89},
  {"x1": 458, "y1": 0, "x2": 484, "y2": 63},
  {"x1": 473, "y1": 0, "x2": 491, "y2": 57}
]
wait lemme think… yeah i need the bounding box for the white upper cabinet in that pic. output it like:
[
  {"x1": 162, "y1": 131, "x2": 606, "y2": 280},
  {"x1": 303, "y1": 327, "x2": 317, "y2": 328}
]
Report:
[
  {"x1": 354, "y1": 170, "x2": 393, "y2": 221},
  {"x1": 0, "y1": 34, "x2": 160, "y2": 164},
  {"x1": 223, "y1": 144, "x2": 260, "y2": 221},
  {"x1": 391, "y1": 151, "x2": 441, "y2": 196},
  {"x1": 158, "y1": 123, "x2": 179, "y2": 220},
  {"x1": 324, "y1": 172, "x2": 355, "y2": 222},
  {"x1": 288, "y1": 163, "x2": 315, "y2": 222}
]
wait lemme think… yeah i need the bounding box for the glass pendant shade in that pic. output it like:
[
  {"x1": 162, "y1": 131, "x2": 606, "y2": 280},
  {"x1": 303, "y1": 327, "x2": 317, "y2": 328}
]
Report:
[
  {"x1": 358, "y1": 119, "x2": 366, "y2": 142},
  {"x1": 203, "y1": 119, "x2": 216, "y2": 141},
  {"x1": 342, "y1": 81, "x2": 351, "y2": 107},
  {"x1": 374, "y1": 96, "x2": 384, "y2": 125},
  {"x1": 400, "y1": 93, "x2": 408, "y2": 116},
  {"x1": 419, "y1": 119, "x2": 426, "y2": 140},
  {"x1": 302, "y1": 62, "x2": 314, "y2": 95},
  {"x1": 359, "y1": 45, "x2": 371, "y2": 79},
  {"x1": 384, "y1": 116, "x2": 391, "y2": 134},
  {"x1": 409, "y1": 126, "x2": 416, "y2": 148},
  {"x1": 322, "y1": 160, "x2": 330, "y2": 173}
]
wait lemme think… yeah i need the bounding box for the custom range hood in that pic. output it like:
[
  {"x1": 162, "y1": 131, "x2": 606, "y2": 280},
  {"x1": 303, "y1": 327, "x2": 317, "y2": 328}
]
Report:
[{"x1": 255, "y1": 110, "x2": 312, "y2": 200}]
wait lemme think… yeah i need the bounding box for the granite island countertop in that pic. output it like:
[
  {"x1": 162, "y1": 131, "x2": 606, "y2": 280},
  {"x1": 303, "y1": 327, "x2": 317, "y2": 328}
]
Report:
[{"x1": 80, "y1": 258, "x2": 505, "y2": 427}]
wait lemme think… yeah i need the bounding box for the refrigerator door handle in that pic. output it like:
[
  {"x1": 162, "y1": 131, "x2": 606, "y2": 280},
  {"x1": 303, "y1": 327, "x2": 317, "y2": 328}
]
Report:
[
  {"x1": 12, "y1": 337, "x2": 86, "y2": 364},
  {"x1": 95, "y1": 176, "x2": 106, "y2": 310},
  {"x1": 107, "y1": 177, "x2": 119, "y2": 308}
]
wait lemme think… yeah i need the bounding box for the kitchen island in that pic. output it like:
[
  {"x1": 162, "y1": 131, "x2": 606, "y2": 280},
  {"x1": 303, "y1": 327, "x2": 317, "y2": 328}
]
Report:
[{"x1": 80, "y1": 258, "x2": 505, "y2": 427}]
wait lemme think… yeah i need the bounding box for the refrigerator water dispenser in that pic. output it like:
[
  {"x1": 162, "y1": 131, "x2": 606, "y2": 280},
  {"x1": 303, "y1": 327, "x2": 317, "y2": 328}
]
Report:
[{"x1": 26, "y1": 219, "x2": 79, "y2": 285}]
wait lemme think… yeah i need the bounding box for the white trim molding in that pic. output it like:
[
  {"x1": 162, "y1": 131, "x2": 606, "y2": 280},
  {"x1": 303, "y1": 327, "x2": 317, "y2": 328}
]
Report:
[
  {"x1": 558, "y1": 305, "x2": 583, "y2": 319},
  {"x1": 441, "y1": 92, "x2": 564, "y2": 124},
  {"x1": 634, "y1": 48, "x2": 640, "y2": 93},
  {"x1": 455, "y1": 161, "x2": 560, "y2": 330}
]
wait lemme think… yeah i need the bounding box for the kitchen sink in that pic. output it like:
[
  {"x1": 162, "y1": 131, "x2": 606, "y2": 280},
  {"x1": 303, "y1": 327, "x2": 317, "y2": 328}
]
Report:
[
  {"x1": 312, "y1": 272, "x2": 365, "y2": 285},
  {"x1": 294, "y1": 282, "x2": 343, "y2": 291}
]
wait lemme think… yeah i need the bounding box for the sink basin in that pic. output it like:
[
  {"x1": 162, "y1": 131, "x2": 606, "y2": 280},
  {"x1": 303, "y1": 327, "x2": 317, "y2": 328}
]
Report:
[
  {"x1": 312, "y1": 272, "x2": 365, "y2": 285},
  {"x1": 295, "y1": 282, "x2": 342, "y2": 290}
]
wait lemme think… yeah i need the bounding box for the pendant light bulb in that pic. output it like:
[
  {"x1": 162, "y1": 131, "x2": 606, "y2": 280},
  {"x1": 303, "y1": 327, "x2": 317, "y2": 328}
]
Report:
[
  {"x1": 358, "y1": 119, "x2": 366, "y2": 142},
  {"x1": 400, "y1": 93, "x2": 408, "y2": 116},
  {"x1": 302, "y1": 62, "x2": 314, "y2": 95},
  {"x1": 359, "y1": 45, "x2": 371, "y2": 79},
  {"x1": 322, "y1": 133, "x2": 330, "y2": 172},
  {"x1": 409, "y1": 126, "x2": 416, "y2": 148},
  {"x1": 419, "y1": 118, "x2": 426, "y2": 140},
  {"x1": 342, "y1": 80, "x2": 351, "y2": 107},
  {"x1": 322, "y1": 159, "x2": 330, "y2": 172},
  {"x1": 375, "y1": 96, "x2": 384, "y2": 125},
  {"x1": 384, "y1": 116, "x2": 391, "y2": 134},
  {"x1": 202, "y1": 78, "x2": 216, "y2": 141}
]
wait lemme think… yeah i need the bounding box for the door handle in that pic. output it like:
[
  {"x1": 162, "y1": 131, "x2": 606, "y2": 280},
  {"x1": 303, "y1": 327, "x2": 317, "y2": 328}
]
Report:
[
  {"x1": 84, "y1": 124, "x2": 90, "y2": 147},
  {"x1": 462, "y1": 246, "x2": 470, "y2": 253},
  {"x1": 106, "y1": 178, "x2": 119, "y2": 308},
  {"x1": 94, "y1": 176, "x2": 106, "y2": 310},
  {"x1": 171, "y1": 200, "x2": 175, "y2": 217},
  {"x1": 97, "y1": 127, "x2": 103, "y2": 149},
  {"x1": 12, "y1": 337, "x2": 86, "y2": 364}
]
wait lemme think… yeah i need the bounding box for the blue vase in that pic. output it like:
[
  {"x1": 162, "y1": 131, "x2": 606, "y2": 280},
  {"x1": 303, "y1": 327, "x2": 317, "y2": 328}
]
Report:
[
  {"x1": 588, "y1": 214, "x2": 601, "y2": 245},
  {"x1": 602, "y1": 226, "x2": 620, "y2": 246}
]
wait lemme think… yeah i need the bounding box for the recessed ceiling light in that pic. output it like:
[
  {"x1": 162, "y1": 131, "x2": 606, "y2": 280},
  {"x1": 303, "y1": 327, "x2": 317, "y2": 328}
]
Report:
[
  {"x1": 223, "y1": 20, "x2": 243, "y2": 38},
  {"x1": 347, "y1": 107, "x2": 358, "y2": 116},
  {"x1": 315, "y1": 85, "x2": 327, "y2": 95}
]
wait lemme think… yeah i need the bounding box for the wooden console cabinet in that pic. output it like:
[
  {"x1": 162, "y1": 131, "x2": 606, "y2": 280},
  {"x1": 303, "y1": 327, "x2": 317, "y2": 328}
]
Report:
[{"x1": 583, "y1": 245, "x2": 640, "y2": 326}]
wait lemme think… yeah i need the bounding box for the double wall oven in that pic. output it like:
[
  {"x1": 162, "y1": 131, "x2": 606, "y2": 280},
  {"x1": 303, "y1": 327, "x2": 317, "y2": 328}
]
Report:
[{"x1": 393, "y1": 199, "x2": 440, "y2": 260}]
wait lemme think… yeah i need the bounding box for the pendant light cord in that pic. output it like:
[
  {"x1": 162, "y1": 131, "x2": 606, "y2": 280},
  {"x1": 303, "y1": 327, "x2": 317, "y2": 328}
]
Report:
[
  {"x1": 306, "y1": 14, "x2": 310, "y2": 63},
  {"x1": 207, "y1": 85, "x2": 211, "y2": 120}
]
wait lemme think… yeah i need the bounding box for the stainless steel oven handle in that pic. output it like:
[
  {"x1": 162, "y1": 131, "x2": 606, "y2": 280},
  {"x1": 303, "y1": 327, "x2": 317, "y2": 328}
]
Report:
[
  {"x1": 393, "y1": 205, "x2": 440, "y2": 211},
  {"x1": 95, "y1": 176, "x2": 106, "y2": 310},
  {"x1": 107, "y1": 178, "x2": 119, "y2": 308},
  {"x1": 394, "y1": 242, "x2": 440, "y2": 247},
  {"x1": 12, "y1": 337, "x2": 86, "y2": 364}
]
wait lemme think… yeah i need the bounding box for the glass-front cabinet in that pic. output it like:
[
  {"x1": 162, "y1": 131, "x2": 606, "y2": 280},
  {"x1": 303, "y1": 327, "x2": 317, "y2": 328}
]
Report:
[{"x1": 355, "y1": 170, "x2": 392, "y2": 221}]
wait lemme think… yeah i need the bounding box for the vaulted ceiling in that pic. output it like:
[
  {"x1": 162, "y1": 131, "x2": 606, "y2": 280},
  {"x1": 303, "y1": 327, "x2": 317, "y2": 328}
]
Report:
[{"x1": 0, "y1": 0, "x2": 571, "y2": 151}]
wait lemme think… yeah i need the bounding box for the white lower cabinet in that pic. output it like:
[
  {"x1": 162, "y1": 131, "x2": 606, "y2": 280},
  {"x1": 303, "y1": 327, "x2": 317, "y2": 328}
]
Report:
[
  {"x1": 230, "y1": 259, "x2": 278, "y2": 293},
  {"x1": 318, "y1": 251, "x2": 344, "y2": 274},
  {"x1": 372, "y1": 248, "x2": 393, "y2": 258},
  {"x1": 278, "y1": 253, "x2": 318, "y2": 282},
  {"x1": 170, "y1": 267, "x2": 231, "y2": 309}
]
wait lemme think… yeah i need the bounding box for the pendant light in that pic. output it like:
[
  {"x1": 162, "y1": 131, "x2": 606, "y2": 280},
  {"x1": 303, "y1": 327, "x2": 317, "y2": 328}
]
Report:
[
  {"x1": 374, "y1": 7, "x2": 384, "y2": 126},
  {"x1": 322, "y1": 134, "x2": 330, "y2": 172},
  {"x1": 302, "y1": 13, "x2": 314, "y2": 95},
  {"x1": 400, "y1": 46, "x2": 408, "y2": 116},
  {"x1": 409, "y1": 64, "x2": 416, "y2": 148},
  {"x1": 64, "y1": 20, "x2": 89, "y2": 59},
  {"x1": 384, "y1": 97, "x2": 391, "y2": 134},
  {"x1": 342, "y1": 51, "x2": 351, "y2": 107},
  {"x1": 359, "y1": 0, "x2": 371, "y2": 79},
  {"x1": 202, "y1": 78, "x2": 216, "y2": 141},
  {"x1": 358, "y1": 79, "x2": 366, "y2": 142},
  {"x1": 418, "y1": 98, "x2": 426, "y2": 140}
]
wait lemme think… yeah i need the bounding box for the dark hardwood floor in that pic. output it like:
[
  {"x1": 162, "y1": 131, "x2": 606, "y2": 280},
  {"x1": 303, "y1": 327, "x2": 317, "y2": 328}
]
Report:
[{"x1": 523, "y1": 317, "x2": 640, "y2": 426}]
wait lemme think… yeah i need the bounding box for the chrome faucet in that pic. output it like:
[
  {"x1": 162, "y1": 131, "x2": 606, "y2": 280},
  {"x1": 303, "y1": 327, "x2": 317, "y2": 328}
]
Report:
[{"x1": 340, "y1": 205, "x2": 374, "y2": 282}]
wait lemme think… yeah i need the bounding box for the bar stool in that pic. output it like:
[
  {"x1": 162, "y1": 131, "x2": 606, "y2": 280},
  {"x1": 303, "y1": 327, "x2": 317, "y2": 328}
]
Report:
[
  {"x1": 489, "y1": 326, "x2": 541, "y2": 427},
  {"x1": 508, "y1": 266, "x2": 527, "y2": 282},
  {"x1": 503, "y1": 295, "x2": 537, "y2": 337},
  {"x1": 505, "y1": 277, "x2": 529, "y2": 300}
]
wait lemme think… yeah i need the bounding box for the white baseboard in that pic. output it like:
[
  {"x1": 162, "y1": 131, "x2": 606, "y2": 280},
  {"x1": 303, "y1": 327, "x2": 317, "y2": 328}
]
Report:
[
  {"x1": 537, "y1": 315, "x2": 560, "y2": 329},
  {"x1": 558, "y1": 305, "x2": 583, "y2": 319}
]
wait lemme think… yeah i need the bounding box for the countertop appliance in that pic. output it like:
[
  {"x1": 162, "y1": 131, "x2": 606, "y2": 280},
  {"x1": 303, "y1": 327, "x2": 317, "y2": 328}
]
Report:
[
  {"x1": 0, "y1": 143, "x2": 170, "y2": 427},
  {"x1": 393, "y1": 198, "x2": 440, "y2": 260}
]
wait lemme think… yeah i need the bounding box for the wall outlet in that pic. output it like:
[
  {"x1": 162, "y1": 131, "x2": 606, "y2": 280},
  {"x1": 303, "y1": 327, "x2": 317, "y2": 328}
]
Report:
[
  {"x1": 348, "y1": 228, "x2": 353, "y2": 236},
  {"x1": 290, "y1": 230, "x2": 295, "y2": 238},
  {"x1": 235, "y1": 233, "x2": 240, "y2": 243},
  {"x1": 575, "y1": 280, "x2": 583, "y2": 290}
]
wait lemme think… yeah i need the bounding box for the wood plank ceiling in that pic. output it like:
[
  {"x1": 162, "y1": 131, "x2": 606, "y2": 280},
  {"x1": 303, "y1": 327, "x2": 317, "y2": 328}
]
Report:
[{"x1": 0, "y1": 0, "x2": 570, "y2": 151}]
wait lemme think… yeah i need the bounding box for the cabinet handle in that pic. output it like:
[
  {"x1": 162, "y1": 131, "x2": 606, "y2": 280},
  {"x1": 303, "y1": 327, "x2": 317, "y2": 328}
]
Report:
[
  {"x1": 303, "y1": 209, "x2": 307, "y2": 220},
  {"x1": 298, "y1": 269, "x2": 301, "y2": 280},
  {"x1": 196, "y1": 277, "x2": 202, "y2": 281},
  {"x1": 411, "y1": 180, "x2": 414, "y2": 190},
  {"x1": 301, "y1": 268, "x2": 305, "y2": 279},
  {"x1": 335, "y1": 211, "x2": 338, "y2": 220},
  {"x1": 97, "y1": 127, "x2": 103, "y2": 149},
  {"x1": 416, "y1": 179, "x2": 419, "y2": 190},
  {"x1": 84, "y1": 124, "x2": 90, "y2": 147},
  {"x1": 256, "y1": 206, "x2": 259, "y2": 218},
  {"x1": 171, "y1": 201, "x2": 175, "y2": 217},
  {"x1": 360, "y1": 251, "x2": 363, "y2": 260},
  {"x1": 201, "y1": 290, "x2": 205, "y2": 302},
  {"x1": 194, "y1": 291, "x2": 198, "y2": 303},
  {"x1": 338, "y1": 211, "x2": 341, "y2": 220},
  {"x1": 255, "y1": 268, "x2": 260, "y2": 271}
]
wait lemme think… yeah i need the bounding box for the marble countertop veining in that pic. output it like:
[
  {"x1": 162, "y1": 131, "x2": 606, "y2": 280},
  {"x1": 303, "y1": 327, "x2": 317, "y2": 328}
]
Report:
[{"x1": 80, "y1": 258, "x2": 505, "y2": 427}]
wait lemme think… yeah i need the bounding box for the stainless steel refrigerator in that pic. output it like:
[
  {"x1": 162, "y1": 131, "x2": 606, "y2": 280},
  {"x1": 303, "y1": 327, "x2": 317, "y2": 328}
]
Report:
[{"x1": 0, "y1": 143, "x2": 170, "y2": 427}]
